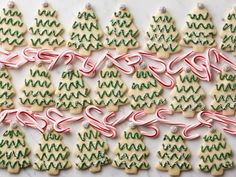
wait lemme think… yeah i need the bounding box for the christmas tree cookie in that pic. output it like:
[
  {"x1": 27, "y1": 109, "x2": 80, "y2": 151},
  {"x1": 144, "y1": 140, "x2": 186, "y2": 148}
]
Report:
[
  {"x1": 128, "y1": 62, "x2": 166, "y2": 114},
  {"x1": 0, "y1": 124, "x2": 31, "y2": 173},
  {"x1": 170, "y1": 69, "x2": 205, "y2": 118},
  {"x1": 33, "y1": 129, "x2": 72, "y2": 175},
  {"x1": 0, "y1": 67, "x2": 15, "y2": 111},
  {"x1": 0, "y1": 1, "x2": 27, "y2": 50},
  {"x1": 210, "y1": 67, "x2": 236, "y2": 116},
  {"x1": 104, "y1": 5, "x2": 139, "y2": 54},
  {"x1": 156, "y1": 127, "x2": 192, "y2": 176},
  {"x1": 145, "y1": 7, "x2": 181, "y2": 59},
  {"x1": 28, "y1": 2, "x2": 65, "y2": 49},
  {"x1": 19, "y1": 63, "x2": 55, "y2": 112},
  {"x1": 55, "y1": 66, "x2": 92, "y2": 114},
  {"x1": 180, "y1": 3, "x2": 217, "y2": 52},
  {"x1": 67, "y1": 3, "x2": 103, "y2": 56},
  {"x1": 112, "y1": 124, "x2": 149, "y2": 174},
  {"x1": 198, "y1": 129, "x2": 233, "y2": 176},
  {"x1": 220, "y1": 7, "x2": 236, "y2": 56},
  {"x1": 94, "y1": 62, "x2": 129, "y2": 112},
  {"x1": 75, "y1": 123, "x2": 110, "y2": 173}
]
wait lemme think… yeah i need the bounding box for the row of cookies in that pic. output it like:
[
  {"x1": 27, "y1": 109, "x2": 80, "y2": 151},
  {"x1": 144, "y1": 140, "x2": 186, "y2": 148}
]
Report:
[
  {"x1": 1, "y1": 61, "x2": 235, "y2": 117},
  {"x1": 2, "y1": 2, "x2": 236, "y2": 57},
  {"x1": 0, "y1": 119, "x2": 233, "y2": 176}
]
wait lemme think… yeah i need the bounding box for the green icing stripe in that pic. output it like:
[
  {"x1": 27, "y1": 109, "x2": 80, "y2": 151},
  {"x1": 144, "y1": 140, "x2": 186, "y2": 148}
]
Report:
[
  {"x1": 76, "y1": 141, "x2": 105, "y2": 152},
  {"x1": 72, "y1": 22, "x2": 99, "y2": 31},
  {"x1": 3, "y1": 8, "x2": 21, "y2": 16},
  {"x1": 78, "y1": 130, "x2": 99, "y2": 141},
  {"x1": 29, "y1": 28, "x2": 63, "y2": 37},
  {"x1": 77, "y1": 11, "x2": 96, "y2": 20},
  {"x1": 153, "y1": 15, "x2": 172, "y2": 23},
  {"x1": 124, "y1": 132, "x2": 142, "y2": 139},
  {"x1": 114, "y1": 11, "x2": 131, "y2": 18},
  {"x1": 0, "y1": 28, "x2": 24, "y2": 38},
  {"x1": 188, "y1": 13, "x2": 209, "y2": 20},
  {"x1": 24, "y1": 79, "x2": 52, "y2": 87},
  {"x1": 118, "y1": 143, "x2": 146, "y2": 151},
  {"x1": 38, "y1": 9, "x2": 56, "y2": 17},
  {"x1": 0, "y1": 17, "x2": 23, "y2": 27}
]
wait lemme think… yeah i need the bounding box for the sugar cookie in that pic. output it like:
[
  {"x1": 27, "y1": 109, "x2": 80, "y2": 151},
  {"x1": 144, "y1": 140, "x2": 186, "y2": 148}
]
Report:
[
  {"x1": 33, "y1": 129, "x2": 72, "y2": 175},
  {"x1": 94, "y1": 63, "x2": 129, "y2": 112},
  {"x1": 0, "y1": 1, "x2": 27, "y2": 50},
  {"x1": 170, "y1": 69, "x2": 205, "y2": 118},
  {"x1": 28, "y1": 2, "x2": 65, "y2": 49},
  {"x1": 19, "y1": 64, "x2": 55, "y2": 112},
  {"x1": 129, "y1": 62, "x2": 166, "y2": 114},
  {"x1": 112, "y1": 126, "x2": 149, "y2": 174},
  {"x1": 156, "y1": 127, "x2": 191, "y2": 176},
  {"x1": 145, "y1": 7, "x2": 181, "y2": 59},
  {"x1": 210, "y1": 67, "x2": 236, "y2": 116},
  {"x1": 104, "y1": 5, "x2": 139, "y2": 54},
  {"x1": 198, "y1": 129, "x2": 233, "y2": 176},
  {"x1": 75, "y1": 124, "x2": 110, "y2": 173},
  {"x1": 55, "y1": 66, "x2": 92, "y2": 114},
  {"x1": 0, "y1": 124, "x2": 31, "y2": 173},
  {"x1": 67, "y1": 3, "x2": 103, "y2": 56},
  {"x1": 180, "y1": 3, "x2": 217, "y2": 52}
]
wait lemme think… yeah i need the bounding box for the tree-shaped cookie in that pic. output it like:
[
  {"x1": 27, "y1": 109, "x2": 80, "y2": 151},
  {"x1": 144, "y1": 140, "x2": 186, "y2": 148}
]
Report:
[
  {"x1": 129, "y1": 62, "x2": 166, "y2": 114},
  {"x1": 145, "y1": 7, "x2": 181, "y2": 59},
  {"x1": 198, "y1": 129, "x2": 233, "y2": 176},
  {"x1": 67, "y1": 3, "x2": 103, "y2": 56},
  {"x1": 75, "y1": 123, "x2": 110, "y2": 173},
  {"x1": 112, "y1": 125, "x2": 149, "y2": 174},
  {"x1": 156, "y1": 127, "x2": 191, "y2": 176},
  {"x1": 0, "y1": 124, "x2": 31, "y2": 173},
  {"x1": 0, "y1": 1, "x2": 27, "y2": 51},
  {"x1": 210, "y1": 67, "x2": 236, "y2": 116},
  {"x1": 19, "y1": 64, "x2": 54, "y2": 112},
  {"x1": 0, "y1": 67, "x2": 15, "y2": 111},
  {"x1": 28, "y1": 2, "x2": 65, "y2": 49},
  {"x1": 180, "y1": 3, "x2": 217, "y2": 52},
  {"x1": 104, "y1": 5, "x2": 139, "y2": 54},
  {"x1": 170, "y1": 69, "x2": 205, "y2": 118},
  {"x1": 55, "y1": 66, "x2": 92, "y2": 114},
  {"x1": 94, "y1": 62, "x2": 129, "y2": 112},
  {"x1": 220, "y1": 7, "x2": 236, "y2": 56},
  {"x1": 33, "y1": 129, "x2": 72, "y2": 175}
]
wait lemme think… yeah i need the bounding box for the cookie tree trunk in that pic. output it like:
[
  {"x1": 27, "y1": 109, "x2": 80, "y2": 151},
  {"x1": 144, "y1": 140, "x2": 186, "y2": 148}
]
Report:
[
  {"x1": 33, "y1": 130, "x2": 71, "y2": 175},
  {"x1": 0, "y1": 125, "x2": 31, "y2": 173},
  {"x1": 19, "y1": 64, "x2": 55, "y2": 112},
  {"x1": 75, "y1": 125, "x2": 110, "y2": 173},
  {"x1": 104, "y1": 5, "x2": 139, "y2": 54},
  {"x1": 198, "y1": 129, "x2": 233, "y2": 176},
  {"x1": 112, "y1": 126, "x2": 149, "y2": 174},
  {"x1": 170, "y1": 69, "x2": 205, "y2": 118}
]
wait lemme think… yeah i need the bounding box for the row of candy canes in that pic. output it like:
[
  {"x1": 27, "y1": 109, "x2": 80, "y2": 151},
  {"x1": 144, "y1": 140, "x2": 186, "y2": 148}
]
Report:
[
  {"x1": 2, "y1": 1, "x2": 236, "y2": 58},
  {"x1": 0, "y1": 106, "x2": 236, "y2": 176},
  {"x1": 0, "y1": 46, "x2": 235, "y2": 117}
]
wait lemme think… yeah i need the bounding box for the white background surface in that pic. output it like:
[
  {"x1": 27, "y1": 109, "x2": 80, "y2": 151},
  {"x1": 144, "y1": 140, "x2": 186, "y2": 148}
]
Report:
[{"x1": 0, "y1": 0, "x2": 236, "y2": 177}]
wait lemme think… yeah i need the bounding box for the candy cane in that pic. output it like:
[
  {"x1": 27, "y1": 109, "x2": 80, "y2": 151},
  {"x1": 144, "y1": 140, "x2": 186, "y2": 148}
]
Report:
[
  {"x1": 183, "y1": 111, "x2": 236, "y2": 139},
  {"x1": 0, "y1": 109, "x2": 18, "y2": 124},
  {"x1": 16, "y1": 109, "x2": 48, "y2": 133}
]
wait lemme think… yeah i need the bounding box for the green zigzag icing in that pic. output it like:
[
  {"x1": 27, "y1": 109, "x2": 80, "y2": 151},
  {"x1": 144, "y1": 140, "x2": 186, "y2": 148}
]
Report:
[{"x1": 188, "y1": 13, "x2": 209, "y2": 20}]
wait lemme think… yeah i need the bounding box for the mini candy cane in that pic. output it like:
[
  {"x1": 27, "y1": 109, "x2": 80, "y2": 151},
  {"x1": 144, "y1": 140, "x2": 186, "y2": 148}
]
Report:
[
  {"x1": 0, "y1": 109, "x2": 18, "y2": 124},
  {"x1": 15, "y1": 109, "x2": 48, "y2": 133},
  {"x1": 46, "y1": 108, "x2": 83, "y2": 133},
  {"x1": 183, "y1": 111, "x2": 236, "y2": 139}
]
